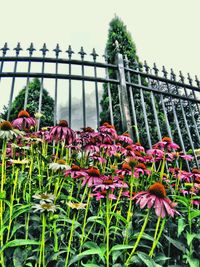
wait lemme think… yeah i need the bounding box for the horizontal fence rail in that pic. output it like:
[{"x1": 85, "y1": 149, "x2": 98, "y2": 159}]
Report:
[{"x1": 0, "y1": 42, "x2": 199, "y2": 168}]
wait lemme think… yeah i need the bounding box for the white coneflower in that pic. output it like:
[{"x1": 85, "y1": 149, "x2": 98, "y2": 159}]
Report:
[
  {"x1": 66, "y1": 201, "x2": 87, "y2": 210},
  {"x1": 9, "y1": 159, "x2": 29, "y2": 165},
  {"x1": 49, "y1": 159, "x2": 70, "y2": 172},
  {"x1": 11, "y1": 143, "x2": 30, "y2": 150},
  {"x1": 32, "y1": 192, "x2": 55, "y2": 202},
  {"x1": 32, "y1": 201, "x2": 57, "y2": 213},
  {"x1": 34, "y1": 112, "x2": 45, "y2": 119},
  {"x1": 0, "y1": 120, "x2": 19, "y2": 140}
]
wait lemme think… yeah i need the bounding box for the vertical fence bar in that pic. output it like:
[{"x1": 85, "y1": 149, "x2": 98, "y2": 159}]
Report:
[
  {"x1": 104, "y1": 54, "x2": 114, "y2": 126},
  {"x1": 91, "y1": 48, "x2": 100, "y2": 129},
  {"x1": 53, "y1": 44, "x2": 61, "y2": 126},
  {"x1": 179, "y1": 71, "x2": 200, "y2": 143},
  {"x1": 124, "y1": 55, "x2": 139, "y2": 142},
  {"x1": 24, "y1": 43, "x2": 35, "y2": 110},
  {"x1": 7, "y1": 43, "x2": 22, "y2": 120},
  {"x1": 136, "y1": 61, "x2": 152, "y2": 148},
  {"x1": 116, "y1": 52, "x2": 133, "y2": 138},
  {"x1": 37, "y1": 43, "x2": 48, "y2": 130},
  {"x1": 79, "y1": 47, "x2": 86, "y2": 128},
  {"x1": 66, "y1": 46, "x2": 74, "y2": 128},
  {"x1": 0, "y1": 43, "x2": 9, "y2": 83}
]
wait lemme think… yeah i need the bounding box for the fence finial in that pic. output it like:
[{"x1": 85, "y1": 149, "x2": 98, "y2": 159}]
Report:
[
  {"x1": 27, "y1": 43, "x2": 36, "y2": 56},
  {"x1": 144, "y1": 60, "x2": 150, "y2": 73},
  {"x1": 53, "y1": 44, "x2": 62, "y2": 57},
  {"x1": 187, "y1": 73, "x2": 193, "y2": 86},
  {"x1": 1, "y1": 42, "x2": 9, "y2": 56},
  {"x1": 170, "y1": 68, "x2": 176, "y2": 81},
  {"x1": 195, "y1": 75, "x2": 200, "y2": 87},
  {"x1": 40, "y1": 43, "x2": 49, "y2": 56},
  {"x1": 79, "y1": 46, "x2": 86, "y2": 60},
  {"x1": 14, "y1": 42, "x2": 22, "y2": 55},
  {"x1": 179, "y1": 71, "x2": 184, "y2": 83},
  {"x1": 90, "y1": 48, "x2": 98, "y2": 61},
  {"x1": 66, "y1": 45, "x2": 74, "y2": 59},
  {"x1": 162, "y1": 66, "x2": 168, "y2": 78},
  {"x1": 153, "y1": 63, "x2": 159, "y2": 76}
]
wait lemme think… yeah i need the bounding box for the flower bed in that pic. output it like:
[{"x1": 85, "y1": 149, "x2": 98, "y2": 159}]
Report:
[{"x1": 0, "y1": 112, "x2": 199, "y2": 267}]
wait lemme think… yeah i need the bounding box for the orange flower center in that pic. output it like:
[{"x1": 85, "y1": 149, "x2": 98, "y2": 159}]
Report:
[
  {"x1": 71, "y1": 165, "x2": 81, "y2": 171},
  {"x1": 122, "y1": 132, "x2": 130, "y2": 137},
  {"x1": 87, "y1": 167, "x2": 100, "y2": 177},
  {"x1": 103, "y1": 179, "x2": 113, "y2": 185},
  {"x1": 136, "y1": 163, "x2": 146, "y2": 169},
  {"x1": 18, "y1": 110, "x2": 30, "y2": 118},
  {"x1": 58, "y1": 120, "x2": 68, "y2": 127},
  {"x1": 103, "y1": 122, "x2": 115, "y2": 129},
  {"x1": 0, "y1": 121, "x2": 13, "y2": 131},
  {"x1": 192, "y1": 168, "x2": 200, "y2": 174},
  {"x1": 82, "y1": 127, "x2": 94, "y2": 132},
  {"x1": 135, "y1": 142, "x2": 142, "y2": 146},
  {"x1": 148, "y1": 183, "x2": 166, "y2": 198},
  {"x1": 162, "y1": 137, "x2": 172, "y2": 143},
  {"x1": 122, "y1": 163, "x2": 132, "y2": 171},
  {"x1": 57, "y1": 159, "x2": 66, "y2": 165},
  {"x1": 126, "y1": 145, "x2": 133, "y2": 151}
]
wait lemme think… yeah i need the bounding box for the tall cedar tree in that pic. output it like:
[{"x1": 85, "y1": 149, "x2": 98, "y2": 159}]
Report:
[
  {"x1": 2, "y1": 78, "x2": 54, "y2": 127},
  {"x1": 100, "y1": 16, "x2": 165, "y2": 146}
]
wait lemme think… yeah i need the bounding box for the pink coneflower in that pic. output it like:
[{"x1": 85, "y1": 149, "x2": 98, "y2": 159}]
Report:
[
  {"x1": 153, "y1": 137, "x2": 180, "y2": 151},
  {"x1": 49, "y1": 120, "x2": 76, "y2": 144},
  {"x1": 147, "y1": 148, "x2": 164, "y2": 161},
  {"x1": 190, "y1": 168, "x2": 200, "y2": 183},
  {"x1": 122, "y1": 145, "x2": 136, "y2": 157},
  {"x1": 99, "y1": 122, "x2": 118, "y2": 140},
  {"x1": 132, "y1": 142, "x2": 145, "y2": 152},
  {"x1": 134, "y1": 163, "x2": 151, "y2": 178},
  {"x1": 82, "y1": 166, "x2": 104, "y2": 187},
  {"x1": 116, "y1": 163, "x2": 132, "y2": 176},
  {"x1": 64, "y1": 164, "x2": 87, "y2": 179},
  {"x1": 90, "y1": 153, "x2": 107, "y2": 164},
  {"x1": 94, "y1": 175, "x2": 128, "y2": 191},
  {"x1": 92, "y1": 190, "x2": 117, "y2": 201},
  {"x1": 117, "y1": 132, "x2": 133, "y2": 145},
  {"x1": 133, "y1": 182, "x2": 179, "y2": 218},
  {"x1": 12, "y1": 110, "x2": 36, "y2": 131}
]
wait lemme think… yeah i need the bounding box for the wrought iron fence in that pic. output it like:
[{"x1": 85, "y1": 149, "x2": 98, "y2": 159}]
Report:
[{"x1": 0, "y1": 42, "x2": 199, "y2": 168}]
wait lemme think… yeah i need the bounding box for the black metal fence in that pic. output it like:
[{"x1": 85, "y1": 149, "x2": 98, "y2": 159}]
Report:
[{"x1": 0, "y1": 42, "x2": 199, "y2": 167}]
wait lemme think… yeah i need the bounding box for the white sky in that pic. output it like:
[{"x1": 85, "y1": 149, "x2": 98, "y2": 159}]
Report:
[{"x1": 0, "y1": 0, "x2": 199, "y2": 128}]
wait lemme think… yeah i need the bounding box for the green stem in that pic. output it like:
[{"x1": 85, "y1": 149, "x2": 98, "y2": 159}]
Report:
[
  {"x1": 38, "y1": 213, "x2": 46, "y2": 267},
  {"x1": 6, "y1": 168, "x2": 19, "y2": 241},
  {"x1": 125, "y1": 210, "x2": 150, "y2": 266},
  {"x1": 106, "y1": 194, "x2": 110, "y2": 267},
  {"x1": 64, "y1": 213, "x2": 76, "y2": 267},
  {"x1": 149, "y1": 218, "x2": 166, "y2": 257}
]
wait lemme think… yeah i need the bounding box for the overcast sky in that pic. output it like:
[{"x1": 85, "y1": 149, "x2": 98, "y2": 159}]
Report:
[{"x1": 0, "y1": 0, "x2": 199, "y2": 128}]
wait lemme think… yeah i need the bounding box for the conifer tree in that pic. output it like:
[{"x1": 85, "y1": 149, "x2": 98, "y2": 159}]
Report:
[{"x1": 2, "y1": 78, "x2": 54, "y2": 127}]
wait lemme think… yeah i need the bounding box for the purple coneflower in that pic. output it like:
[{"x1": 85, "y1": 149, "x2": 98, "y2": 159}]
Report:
[
  {"x1": 82, "y1": 166, "x2": 104, "y2": 187},
  {"x1": 49, "y1": 120, "x2": 76, "y2": 144},
  {"x1": 99, "y1": 122, "x2": 118, "y2": 140},
  {"x1": 92, "y1": 190, "x2": 117, "y2": 201},
  {"x1": 12, "y1": 110, "x2": 36, "y2": 131},
  {"x1": 133, "y1": 182, "x2": 179, "y2": 218},
  {"x1": 117, "y1": 132, "x2": 133, "y2": 145},
  {"x1": 153, "y1": 137, "x2": 180, "y2": 151},
  {"x1": 64, "y1": 164, "x2": 87, "y2": 179}
]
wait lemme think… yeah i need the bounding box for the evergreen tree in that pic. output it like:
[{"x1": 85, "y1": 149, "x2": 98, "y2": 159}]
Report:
[
  {"x1": 100, "y1": 16, "x2": 164, "y2": 146},
  {"x1": 2, "y1": 78, "x2": 54, "y2": 127}
]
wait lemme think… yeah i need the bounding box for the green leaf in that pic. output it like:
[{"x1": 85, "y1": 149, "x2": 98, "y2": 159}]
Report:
[
  {"x1": 0, "y1": 239, "x2": 39, "y2": 253},
  {"x1": 164, "y1": 235, "x2": 186, "y2": 253},
  {"x1": 137, "y1": 252, "x2": 157, "y2": 267},
  {"x1": 186, "y1": 232, "x2": 198, "y2": 246},
  {"x1": 110, "y1": 244, "x2": 133, "y2": 252},
  {"x1": 81, "y1": 263, "x2": 104, "y2": 267},
  {"x1": 186, "y1": 256, "x2": 199, "y2": 267},
  {"x1": 13, "y1": 247, "x2": 28, "y2": 267},
  {"x1": 190, "y1": 210, "x2": 200, "y2": 220},
  {"x1": 178, "y1": 218, "x2": 187, "y2": 237}
]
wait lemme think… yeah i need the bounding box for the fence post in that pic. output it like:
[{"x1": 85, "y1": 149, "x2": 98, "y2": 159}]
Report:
[{"x1": 116, "y1": 50, "x2": 133, "y2": 139}]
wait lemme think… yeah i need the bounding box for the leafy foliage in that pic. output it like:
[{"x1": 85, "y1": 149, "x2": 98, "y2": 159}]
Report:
[{"x1": 2, "y1": 78, "x2": 54, "y2": 127}]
